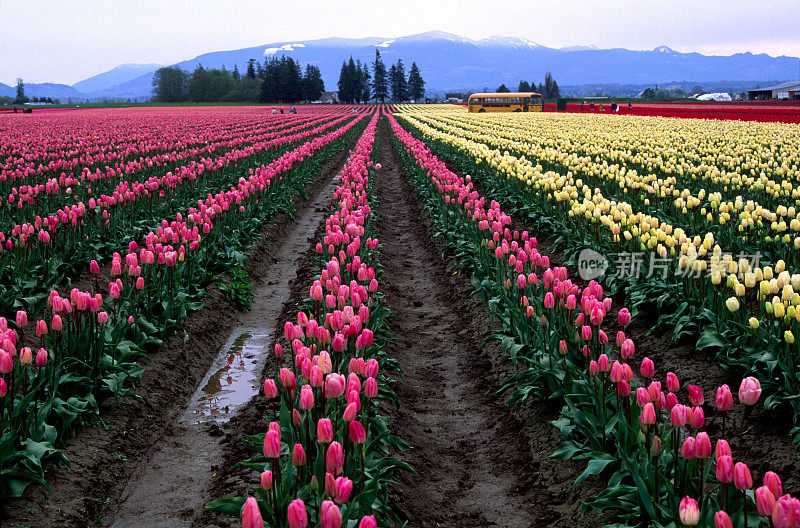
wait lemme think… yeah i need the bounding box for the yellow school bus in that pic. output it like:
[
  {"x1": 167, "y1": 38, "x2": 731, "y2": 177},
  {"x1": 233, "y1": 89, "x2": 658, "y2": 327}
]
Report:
[{"x1": 467, "y1": 92, "x2": 543, "y2": 112}]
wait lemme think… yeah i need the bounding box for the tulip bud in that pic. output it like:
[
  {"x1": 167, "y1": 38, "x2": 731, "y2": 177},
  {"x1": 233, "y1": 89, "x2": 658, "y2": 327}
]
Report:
[
  {"x1": 292, "y1": 443, "x2": 306, "y2": 466},
  {"x1": 666, "y1": 372, "x2": 679, "y2": 393},
  {"x1": 35, "y1": 348, "x2": 48, "y2": 367},
  {"x1": 640, "y1": 403, "x2": 656, "y2": 426},
  {"x1": 687, "y1": 385, "x2": 704, "y2": 406},
  {"x1": 763, "y1": 471, "x2": 782, "y2": 498},
  {"x1": 716, "y1": 456, "x2": 734, "y2": 483},
  {"x1": 715, "y1": 384, "x2": 733, "y2": 411},
  {"x1": 300, "y1": 384, "x2": 314, "y2": 410},
  {"x1": 738, "y1": 377, "x2": 761, "y2": 405},
  {"x1": 263, "y1": 430, "x2": 281, "y2": 459},
  {"x1": 320, "y1": 500, "x2": 342, "y2": 528},
  {"x1": 681, "y1": 436, "x2": 696, "y2": 460},
  {"x1": 242, "y1": 497, "x2": 263, "y2": 528},
  {"x1": 326, "y1": 441, "x2": 344, "y2": 473},
  {"x1": 695, "y1": 432, "x2": 712, "y2": 459},
  {"x1": 640, "y1": 357, "x2": 654, "y2": 378},
  {"x1": 715, "y1": 439, "x2": 732, "y2": 461},
  {"x1": 714, "y1": 510, "x2": 732, "y2": 528},
  {"x1": 755, "y1": 486, "x2": 776, "y2": 516},
  {"x1": 333, "y1": 477, "x2": 353, "y2": 504},
  {"x1": 349, "y1": 420, "x2": 366, "y2": 444},
  {"x1": 618, "y1": 308, "x2": 631, "y2": 326},
  {"x1": 678, "y1": 497, "x2": 699, "y2": 526},
  {"x1": 325, "y1": 472, "x2": 338, "y2": 498},
  {"x1": 264, "y1": 379, "x2": 278, "y2": 399},
  {"x1": 260, "y1": 470, "x2": 273, "y2": 490},
  {"x1": 733, "y1": 462, "x2": 752, "y2": 490},
  {"x1": 317, "y1": 418, "x2": 333, "y2": 443},
  {"x1": 15, "y1": 310, "x2": 27, "y2": 328},
  {"x1": 287, "y1": 499, "x2": 308, "y2": 528},
  {"x1": 651, "y1": 435, "x2": 661, "y2": 456},
  {"x1": 359, "y1": 516, "x2": 377, "y2": 528}
]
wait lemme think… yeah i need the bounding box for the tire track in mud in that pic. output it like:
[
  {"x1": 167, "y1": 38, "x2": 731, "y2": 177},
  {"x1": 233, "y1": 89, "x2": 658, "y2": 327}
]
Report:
[{"x1": 374, "y1": 117, "x2": 590, "y2": 528}]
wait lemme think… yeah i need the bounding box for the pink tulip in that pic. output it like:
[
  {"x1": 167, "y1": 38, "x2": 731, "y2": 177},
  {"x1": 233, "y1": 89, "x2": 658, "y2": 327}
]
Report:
[
  {"x1": 241, "y1": 497, "x2": 263, "y2": 528},
  {"x1": 714, "y1": 510, "x2": 732, "y2": 528},
  {"x1": 349, "y1": 420, "x2": 366, "y2": 444},
  {"x1": 715, "y1": 439, "x2": 732, "y2": 461},
  {"x1": 359, "y1": 516, "x2": 377, "y2": 528},
  {"x1": 691, "y1": 407, "x2": 705, "y2": 429},
  {"x1": 19, "y1": 347, "x2": 32, "y2": 365},
  {"x1": 597, "y1": 353, "x2": 609, "y2": 372},
  {"x1": 733, "y1": 462, "x2": 752, "y2": 490},
  {"x1": 0, "y1": 351, "x2": 12, "y2": 373},
  {"x1": 640, "y1": 357, "x2": 654, "y2": 378},
  {"x1": 263, "y1": 430, "x2": 280, "y2": 459},
  {"x1": 679, "y1": 497, "x2": 700, "y2": 526},
  {"x1": 35, "y1": 348, "x2": 48, "y2": 367},
  {"x1": 681, "y1": 436, "x2": 696, "y2": 460},
  {"x1": 756, "y1": 486, "x2": 777, "y2": 516},
  {"x1": 620, "y1": 339, "x2": 635, "y2": 359},
  {"x1": 616, "y1": 380, "x2": 631, "y2": 397},
  {"x1": 771, "y1": 495, "x2": 797, "y2": 528},
  {"x1": 325, "y1": 472, "x2": 338, "y2": 498},
  {"x1": 715, "y1": 384, "x2": 733, "y2": 411},
  {"x1": 317, "y1": 418, "x2": 333, "y2": 443},
  {"x1": 618, "y1": 308, "x2": 631, "y2": 326},
  {"x1": 326, "y1": 441, "x2": 344, "y2": 472},
  {"x1": 609, "y1": 361, "x2": 623, "y2": 382},
  {"x1": 292, "y1": 443, "x2": 306, "y2": 466},
  {"x1": 35, "y1": 320, "x2": 48, "y2": 337},
  {"x1": 738, "y1": 377, "x2": 762, "y2": 406},
  {"x1": 15, "y1": 310, "x2": 27, "y2": 328},
  {"x1": 716, "y1": 456, "x2": 734, "y2": 483},
  {"x1": 671, "y1": 404, "x2": 688, "y2": 427},
  {"x1": 764, "y1": 471, "x2": 783, "y2": 498},
  {"x1": 691, "y1": 433, "x2": 710, "y2": 460},
  {"x1": 287, "y1": 499, "x2": 308, "y2": 528},
  {"x1": 589, "y1": 360, "x2": 599, "y2": 376},
  {"x1": 320, "y1": 501, "x2": 342, "y2": 528},
  {"x1": 334, "y1": 477, "x2": 353, "y2": 504},
  {"x1": 666, "y1": 372, "x2": 679, "y2": 393},
  {"x1": 640, "y1": 403, "x2": 656, "y2": 426},
  {"x1": 51, "y1": 314, "x2": 63, "y2": 331},
  {"x1": 263, "y1": 379, "x2": 278, "y2": 399},
  {"x1": 280, "y1": 368, "x2": 296, "y2": 390},
  {"x1": 0, "y1": 378, "x2": 5, "y2": 398},
  {"x1": 260, "y1": 470, "x2": 273, "y2": 490},
  {"x1": 300, "y1": 384, "x2": 314, "y2": 410},
  {"x1": 687, "y1": 385, "x2": 704, "y2": 406},
  {"x1": 651, "y1": 435, "x2": 661, "y2": 455},
  {"x1": 636, "y1": 387, "x2": 650, "y2": 407}
]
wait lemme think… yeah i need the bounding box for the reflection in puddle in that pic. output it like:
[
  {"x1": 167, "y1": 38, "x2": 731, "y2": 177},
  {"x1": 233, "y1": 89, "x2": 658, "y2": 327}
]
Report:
[{"x1": 183, "y1": 329, "x2": 271, "y2": 424}]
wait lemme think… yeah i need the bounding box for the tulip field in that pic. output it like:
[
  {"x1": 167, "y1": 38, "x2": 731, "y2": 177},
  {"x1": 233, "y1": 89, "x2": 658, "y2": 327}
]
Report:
[{"x1": 2, "y1": 104, "x2": 800, "y2": 528}]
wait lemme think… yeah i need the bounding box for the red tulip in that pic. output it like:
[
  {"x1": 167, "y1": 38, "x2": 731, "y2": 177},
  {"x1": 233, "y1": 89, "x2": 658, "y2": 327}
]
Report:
[
  {"x1": 687, "y1": 385, "x2": 704, "y2": 406},
  {"x1": 617, "y1": 308, "x2": 631, "y2": 326},
  {"x1": 292, "y1": 443, "x2": 306, "y2": 466},
  {"x1": 358, "y1": 515, "x2": 377, "y2": 528},
  {"x1": 326, "y1": 441, "x2": 344, "y2": 472},
  {"x1": 263, "y1": 430, "x2": 280, "y2": 459},
  {"x1": 334, "y1": 477, "x2": 353, "y2": 504}
]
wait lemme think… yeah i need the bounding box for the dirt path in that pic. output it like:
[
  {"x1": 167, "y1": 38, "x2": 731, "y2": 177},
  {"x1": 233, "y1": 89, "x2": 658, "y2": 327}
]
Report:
[{"x1": 374, "y1": 117, "x2": 595, "y2": 528}]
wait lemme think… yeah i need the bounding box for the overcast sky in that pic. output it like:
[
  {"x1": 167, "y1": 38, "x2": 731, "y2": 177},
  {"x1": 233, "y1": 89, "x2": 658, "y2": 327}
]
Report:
[{"x1": 2, "y1": 0, "x2": 799, "y2": 86}]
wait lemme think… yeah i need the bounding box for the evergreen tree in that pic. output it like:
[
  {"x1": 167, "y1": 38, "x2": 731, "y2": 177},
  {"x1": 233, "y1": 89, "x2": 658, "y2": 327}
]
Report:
[
  {"x1": 407, "y1": 62, "x2": 425, "y2": 102},
  {"x1": 14, "y1": 78, "x2": 28, "y2": 104},
  {"x1": 151, "y1": 67, "x2": 189, "y2": 102},
  {"x1": 360, "y1": 63, "x2": 371, "y2": 102},
  {"x1": 371, "y1": 49, "x2": 388, "y2": 102},
  {"x1": 518, "y1": 80, "x2": 531, "y2": 92},
  {"x1": 302, "y1": 64, "x2": 324, "y2": 101},
  {"x1": 497, "y1": 83, "x2": 510, "y2": 93},
  {"x1": 187, "y1": 64, "x2": 209, "y2": 101},
  {"x1": 337, "y1": 61, "x2": 352, "y2": 103},
  {"x1": 353, "y1": 59, "x2": 363, "y2": 103},
  {"x1": 389, "y1": 59, "x2": 408, "y2": 102},
  {"x1": 231, "y1": 64, "x2": 240, "y2": 80},
  {"x1": 260, "y1": 57, "x2": 279, "y2": 102},
  {"x1": 246, "y1": 59, "x2": 257, "y2": 79}
]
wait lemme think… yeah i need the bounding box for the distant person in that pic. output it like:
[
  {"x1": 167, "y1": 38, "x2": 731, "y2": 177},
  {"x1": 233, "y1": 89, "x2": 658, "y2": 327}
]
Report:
[
  {"x1": 590, "y1": 102, "x2": 595, "y2": 112},
  {"x1": 290, "y1": 106, "x2": 296, "y2": 114},
  {"x1": 628, "y1": 102, "x2": 633, "y2": 111},
  {"x1": 272, "y1": 108, "x2": 277, "y2": 114},
  {"x1": 599, "y1": 103, "x2": 604, "y2": 112},
  {"x1": 280, "y1": 108, "x2": 284, "y2": 114},
  {"x1": 580, "y1": 102, "x2": 584, "y2": 111}
]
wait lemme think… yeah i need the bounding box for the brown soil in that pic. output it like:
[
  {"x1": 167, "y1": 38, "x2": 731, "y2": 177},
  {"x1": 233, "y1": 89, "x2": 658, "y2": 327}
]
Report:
[
  {"x1": 2, "y1": 132, "x2": 359, "y2": 528},
  {"x1": 374, "y1": 117, "x2": 603, "y2": 528}
]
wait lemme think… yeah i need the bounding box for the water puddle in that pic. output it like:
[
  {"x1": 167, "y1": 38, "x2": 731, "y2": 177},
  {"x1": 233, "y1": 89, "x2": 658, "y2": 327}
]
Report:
[{"x1": 182, "y1": 329, "x2": 271, "y2": 424}]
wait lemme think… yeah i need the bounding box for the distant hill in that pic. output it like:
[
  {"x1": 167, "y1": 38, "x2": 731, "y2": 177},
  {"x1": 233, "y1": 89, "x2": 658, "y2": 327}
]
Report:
[
  {"x1": 0, "y1": 81, "x2": 85, "y2": 100},
  {"x1": 11, "y1": 31, "x2": 800, "y2": 101},
  {"x1": 73, "y1": 63, "x2": 161, "y2": 94}
]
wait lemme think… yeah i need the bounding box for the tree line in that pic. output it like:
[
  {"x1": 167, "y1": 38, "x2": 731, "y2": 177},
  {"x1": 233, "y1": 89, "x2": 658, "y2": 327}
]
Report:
[
  {"x1": 337, "y1": 50, "x2": 425, "y2": 103},
  {"x1": 496, "y1": 72, "x2": 561, "y2": 98},
  {"x1": 152, "y1": 56, "x2": 324, "y2": 103}
]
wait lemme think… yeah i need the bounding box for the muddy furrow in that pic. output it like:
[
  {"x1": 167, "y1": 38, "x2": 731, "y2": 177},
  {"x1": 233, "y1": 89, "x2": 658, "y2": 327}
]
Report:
[{"x1": 375, "y1": 117, "x2": 567, "y2": 528}]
